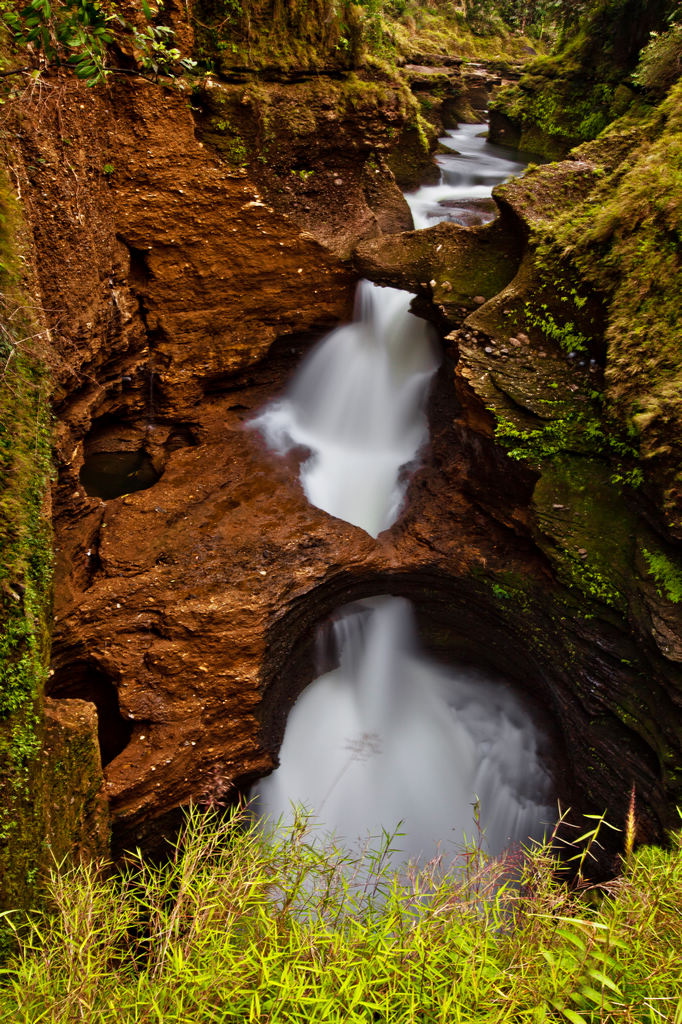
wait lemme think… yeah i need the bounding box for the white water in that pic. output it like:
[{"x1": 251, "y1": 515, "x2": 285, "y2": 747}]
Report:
[
  {"x1": 253, "y1": 598, "x2": 554, "y2": 866},
  {"x1": 406, "y1": 122, "x2": 528, "y2": 230},
  {"x1": 251, "y1": 281, "x2": 439, "y2": 538},
  {"x1": 251, "y1": 124, "x2": 551, "y2": 864}
]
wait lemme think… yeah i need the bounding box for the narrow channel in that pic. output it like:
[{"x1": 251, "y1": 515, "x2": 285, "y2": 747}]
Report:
[
  {"x1": 405, "y1": 121, "x2": 528, "y2": 229},
  {"x1": 252, "y1": 121, "x2": 553, "y2": 865}
]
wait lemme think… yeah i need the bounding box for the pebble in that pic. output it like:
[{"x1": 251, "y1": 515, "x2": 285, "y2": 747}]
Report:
[
  {"x1": 474, "y1": 295, "x2": 486, "y2": 305},
  {"x1": 578, "y1": 548, "x2": 588, "y2": 559}
]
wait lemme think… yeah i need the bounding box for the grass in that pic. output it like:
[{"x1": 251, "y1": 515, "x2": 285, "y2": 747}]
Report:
[{"x1": 2, "y1": 805, "x2": 682, "y2": 1022}]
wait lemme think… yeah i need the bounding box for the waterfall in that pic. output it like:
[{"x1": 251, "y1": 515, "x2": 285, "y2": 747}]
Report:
[
  {"x1": 250, "y1": 281, "x2": 439, "y2": 538},
  {"x1": 251, "y1": 122, "x2": 552, "y2": 866},
  {"x1": 253, "y1": 598, "x2": 554, "y2": 866}
]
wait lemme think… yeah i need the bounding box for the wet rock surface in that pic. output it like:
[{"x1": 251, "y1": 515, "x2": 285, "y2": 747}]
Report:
[
  {"x1": 50, "y1": 327, "x2": 681, "y2": 860},
  {"x1": 354, "y1": 213, "x2": 524, "y2": 321}
]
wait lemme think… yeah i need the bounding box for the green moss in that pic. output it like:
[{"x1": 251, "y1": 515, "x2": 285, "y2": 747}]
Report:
[
  {"x1": 493, "y1": 77, "x2": 616, "y2": 157},
  {"x1": 494, "y1": 401, "x2": 639, "y2": 480},
  {"x1": 0, "y1": 170, "x2": 55, "y2": 914},
  {"x1": 388, "y1": 2, "x2": 540, "y2": 64},
  {"x1": 191, "y1": 0, "x2": 540, "y2": 73},
  {"x1": 490, "y1": 0, "x2": 676, "y2": 157},
  {"x1": 0, "y1": 170, "x2": 108, "y2": 922},
  {"x1": 207, "y1": 114, "x2": 248, "y2": 165},
  {"x1": 562, "y1": 555, "x2": 623, "y2": 610},
  {"x1": 522, "y1": 285, "x2": 591, "y2": 355},
  {"x1": 192, "y1": 0, "x2": 361, "y2": 72},
  {"x1": 548, "y1": 80, "x2": 682, "y2": 528},
  {"x1": 491, "y1": 69, "x2": 681, "y2": 525}
]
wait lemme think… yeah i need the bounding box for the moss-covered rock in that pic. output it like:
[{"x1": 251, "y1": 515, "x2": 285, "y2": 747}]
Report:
[
  {"x1": 191, "y1": 0, "x2": 541, "y2": 75},
  {"x1": 0, "y1": 170, "x2": 108, "y2": 923},
  {"x1": 354, "y1": 213, "x2": 523, "y2": 316},
  {"x1": 489, "y1": 0, "x2": 676, "y2": 158}
]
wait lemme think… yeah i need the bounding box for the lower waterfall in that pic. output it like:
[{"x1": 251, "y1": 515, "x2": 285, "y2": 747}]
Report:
[{"x1": 253, "y1": 597, "x2": 554, "y2": 866}]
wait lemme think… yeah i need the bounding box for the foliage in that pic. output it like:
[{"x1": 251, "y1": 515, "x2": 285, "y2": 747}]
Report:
[
  {"x1": 0, "y1": 186, "x2": 52, "y2": 723},
  {"x1": 524, "y1": 300, "x2": 589, "y2": 355},
  {"x1": 2, "y1": 0, "x2": 116, "y2": 84},
  {"x1": 643, "y1": 548, "x2": 682, "y2": 603},
  {"x1": 192, "y1": 0, "x2": 540, "y2": 73},
  {"x1": 632, "y1": 21, "x2": 682, "y2": 98},
  {"x1": 491, "y1": 0, "x2": 679, "y2": 155},
  {"x1": 2, "y1": 806, "x2": 682, "y2": 1021},
  {"x1": 494, "y1": 397, "x2": 640, "y2": 489},
  {"x1": 493, "y1": 75, "x2": 616, "y2": 155},
  {"x1": 1, "y1": 0, "x2": 197, "y2": 85}
]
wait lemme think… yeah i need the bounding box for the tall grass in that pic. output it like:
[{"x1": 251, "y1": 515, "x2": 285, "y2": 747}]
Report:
[{"x1": 1, "y1": 806, "x2": 682, "y2": 1023}]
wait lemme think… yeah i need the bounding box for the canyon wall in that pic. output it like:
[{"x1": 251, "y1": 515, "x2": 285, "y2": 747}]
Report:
[{"x1": 1, "y1": 0, "x2": 681, "y2": 903}]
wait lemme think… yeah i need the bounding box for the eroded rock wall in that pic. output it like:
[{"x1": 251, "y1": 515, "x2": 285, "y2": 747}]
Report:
[
  {"x1": 5, "y1": 53, "x2": 441, "y2": 856},
  {"x1": 5, "y1": 14, "x2": 680, "y2": 876}
]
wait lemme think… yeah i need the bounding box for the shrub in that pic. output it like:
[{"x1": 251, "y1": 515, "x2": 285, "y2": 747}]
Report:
[{"x1": 632, "y1": 23, "x2": 682, "y2": 98}]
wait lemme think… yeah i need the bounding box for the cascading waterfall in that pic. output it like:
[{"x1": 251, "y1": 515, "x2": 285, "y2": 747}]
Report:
[
  {"x1": 253, "y1": 598, "x2": 554, "y2": 865},
  {"x1": 251, "y1": 281, "x2": 439, "y2": 537},
  {"x1": 252, "y1": 121, "x2": 553, "y2": 865},
  {"x1": 406, "y1": 122, "x2": 528, "y2": 230}
]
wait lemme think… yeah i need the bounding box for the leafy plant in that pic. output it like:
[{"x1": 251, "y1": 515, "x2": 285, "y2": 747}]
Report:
[
  {"x1": 632, "y1": 22, "x2": 682, "y2": 98},
  {"x1": 643, "y1": 548, "x2": 682, "y2": 603},
  {"x1": 2, "y1": 0, "x2": 117, "y2": 85},
  {"x1": 1, "y1": 0, "x2": 197, "y2": 85}
]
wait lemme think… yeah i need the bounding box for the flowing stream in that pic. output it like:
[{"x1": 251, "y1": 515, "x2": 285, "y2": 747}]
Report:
[
  {"x1": 406, "y1": 122, "x2": 528, "y2": 230},
  {"x1": 252, "y1": 121, "x2": 553, "y2": 864}
]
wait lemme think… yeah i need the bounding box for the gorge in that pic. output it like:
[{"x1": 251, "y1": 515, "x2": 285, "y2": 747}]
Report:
[
  {"x1": 1, "y1": 0, "x2": 681, "y2": 923},
  {"x1": 250, "y1": 128, "x2": 555, "y2": 862}
]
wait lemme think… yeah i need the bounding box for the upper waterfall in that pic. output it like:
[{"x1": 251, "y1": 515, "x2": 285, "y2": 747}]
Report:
[{"x1": 250, "y1": 281, "x2": 439, "y2": 537}]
